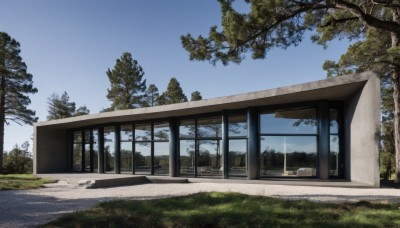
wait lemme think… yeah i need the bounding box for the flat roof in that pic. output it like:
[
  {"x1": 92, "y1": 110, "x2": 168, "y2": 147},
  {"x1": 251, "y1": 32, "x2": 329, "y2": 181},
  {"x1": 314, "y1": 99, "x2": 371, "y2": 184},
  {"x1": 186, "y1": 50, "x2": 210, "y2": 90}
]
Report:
[{"x1": 35, "y1": 71, "x2": 378, "y2": 129}]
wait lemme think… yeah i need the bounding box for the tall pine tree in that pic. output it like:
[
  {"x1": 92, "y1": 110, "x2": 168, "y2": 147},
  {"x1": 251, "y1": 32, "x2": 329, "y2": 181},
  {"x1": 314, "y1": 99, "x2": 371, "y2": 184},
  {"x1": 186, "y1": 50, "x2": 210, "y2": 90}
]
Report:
[
  {"x1": 191, "y1": 91, "x2": 202, "y2": 101},
  {"x1": 158, "y1": 77, "x2": 188, "y2": 105},
  {"x1": 47, "y1": 91, "x2": 90, "y2": 120},
  {"x1": 0, "y1": 32, "x2": 37, "y2": 173},
  {"x1": 144, "y1": 84, "x2": 159, "y2": 107},
  {"x1": 105, "y1": 52, "x2": 146, "y2": 111}
]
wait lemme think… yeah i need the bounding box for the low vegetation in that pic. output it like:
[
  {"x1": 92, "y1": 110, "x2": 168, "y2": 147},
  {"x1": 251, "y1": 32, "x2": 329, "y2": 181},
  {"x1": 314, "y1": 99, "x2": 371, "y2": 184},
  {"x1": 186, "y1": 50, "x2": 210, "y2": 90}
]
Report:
[
  {"x1": 44, "y1": 192, "x2": 400, "y2": 227},
  {"x1": 0, "y1": 174, "x2": 56, "y2": 190}
]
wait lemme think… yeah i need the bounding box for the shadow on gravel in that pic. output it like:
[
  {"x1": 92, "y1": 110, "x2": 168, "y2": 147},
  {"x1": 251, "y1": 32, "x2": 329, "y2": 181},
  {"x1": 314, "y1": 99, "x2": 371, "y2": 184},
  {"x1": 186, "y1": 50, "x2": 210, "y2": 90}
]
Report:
[{"x1": 0, "y1": 189, "x2": 117, "y2": 227}]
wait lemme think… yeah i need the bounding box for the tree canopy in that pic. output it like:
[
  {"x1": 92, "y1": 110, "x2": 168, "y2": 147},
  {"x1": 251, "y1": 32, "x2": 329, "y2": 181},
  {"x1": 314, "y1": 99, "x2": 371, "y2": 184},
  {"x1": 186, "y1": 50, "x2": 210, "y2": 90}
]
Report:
[
  {"x1": 105, "y1": 52, "x2": 147, "y2": 111},
  {"x1": 191, "y1": 91, "x2": 203, "y2": 101},
  {"x1": 0, "y1": 32, "x2": 37, "y2": 173},
  {"x1": 158, "y1": 77, "x2": 188, "y2": 105},
  {"x1": 144, "y1": 84, "x2": 159, "y2": 107},
  {"x1": 47, "y1": 91, "x2": 90, "y2": 120},
  {"x1": 181, "y1": 0, "x2": 400, "y2": 181}
]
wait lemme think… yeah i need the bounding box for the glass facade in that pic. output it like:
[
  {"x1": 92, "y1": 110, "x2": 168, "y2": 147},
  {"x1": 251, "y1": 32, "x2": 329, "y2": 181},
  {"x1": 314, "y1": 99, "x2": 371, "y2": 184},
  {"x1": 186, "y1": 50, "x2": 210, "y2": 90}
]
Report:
[
  {"x1": 104, "y1": 126, "x2": 116, "y2": 173},
  {"x1": 179, "y1": 116, "x2": 222, "y2": 178},
  {"x1": 260, "y1": 108, "x2": 317, "y2": 177},
  {"x1": 72, "y1": 131, "x2": 82, "y2": 172},
  {"x1": 69, "y1": 102, "x2": 343, "y2": 180},
  {"x1": 228, "y1": 113, "x2": 247, "y2": 177},
  {"x1": 120, "y1": 125, "x2": 133, "y2": 173},
  {"x1": 329, "y1": 109, "x2": 340, "y2": 177}
]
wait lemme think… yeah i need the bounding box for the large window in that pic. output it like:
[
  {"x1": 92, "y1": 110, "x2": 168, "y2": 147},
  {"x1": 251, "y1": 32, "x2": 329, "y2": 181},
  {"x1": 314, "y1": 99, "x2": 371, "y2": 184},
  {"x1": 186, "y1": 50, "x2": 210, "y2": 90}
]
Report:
[
  {"x1": 135, "y1": 123, "x2": 152, "y2": 174},
  {"x1": 92, "y1": 129, "x2": 99, "y2": 172},
  {"x1": 330, "y1": 109, "x2": 340, "y2": 177},
  {"x1": 179, "y1": 116, "x2": 222, "y2": 178},
  {"x1": 72, "y1": 131, "x2": 82, "y2": 172},
  {"x1": 121, "y1": 125, "x2": 133, "y2": 173},
  {"x1": 260, "y1": 108, "x2": 317, "y2": 177},
  {"x1": 104, "y1": 126, "x2": 116, "y2": 173},
  {"x1": 228, "y1": 113, "x2": 247, "y2": 177},
  {"x1": 153, "y1": 122, "x2": 170, "y2": 175}
]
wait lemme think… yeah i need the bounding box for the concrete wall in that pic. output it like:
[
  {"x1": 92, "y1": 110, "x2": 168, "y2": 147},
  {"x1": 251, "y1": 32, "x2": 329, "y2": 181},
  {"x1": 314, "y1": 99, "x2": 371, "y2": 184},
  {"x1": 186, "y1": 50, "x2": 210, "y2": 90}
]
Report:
[
  {"x1": 344, "y1": 72, "x2": 380, "y2": 187},
  {"x1": 34, "y1": 126, "x2": 69, "y2": 174}
]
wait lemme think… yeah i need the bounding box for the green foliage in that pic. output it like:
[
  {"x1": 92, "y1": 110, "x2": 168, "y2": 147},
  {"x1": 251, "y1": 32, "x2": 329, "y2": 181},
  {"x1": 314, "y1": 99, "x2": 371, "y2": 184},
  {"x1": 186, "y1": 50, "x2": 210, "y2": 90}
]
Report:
[
  {"x1": 158, "y1": 77, "x2": 188, "y2": 105},
  {"x1": 44, "y1": 192, "x2": 400, "y2": 227},
  {"x1": 47, "y1": 91, "x2": 90, "y2": 120},
  {"x1": 0, "y1": 32, "x2": 37, "y2": 172},
  {"x1": 143, "y1": 84, "x2": 159, "y2": 107},
  {"x1": 105, "y1": 52, "x2": 146, "y2": 111},
  {"x1": 0, "y1": 174, "x2": 55, "y2": 190},
  {"x1": 190, "y1": 91, "x2": 202, "y2": 101},
  {"x1": 3, "y1": 141, "x2": 32, "y2": 174}
]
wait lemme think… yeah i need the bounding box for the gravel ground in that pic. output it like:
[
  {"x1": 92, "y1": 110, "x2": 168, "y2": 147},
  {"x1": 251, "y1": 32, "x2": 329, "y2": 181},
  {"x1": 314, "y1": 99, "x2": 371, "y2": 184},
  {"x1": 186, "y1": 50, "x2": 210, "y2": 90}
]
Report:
[{"x1": 1, "y1": 181, "x2": 400, "y2": 227}]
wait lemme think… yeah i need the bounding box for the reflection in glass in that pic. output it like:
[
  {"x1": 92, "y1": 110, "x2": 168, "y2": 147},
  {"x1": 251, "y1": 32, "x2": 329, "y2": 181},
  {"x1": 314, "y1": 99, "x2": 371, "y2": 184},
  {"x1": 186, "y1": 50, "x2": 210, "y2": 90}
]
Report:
[
  {"x1": 330, "y1": 109, "x2": 340, "y2": 176},
  {"x1": 135, "y1": 124, "x2": 151, "y2": 141},
  {"x1": 198, "y1": 117, "x2": 222, "y2": 138},
  {"x1": 73, "y1": 142, "x2": 82, "y2": 172},
  {"x1": 198, "y1": 140, "x2": 222, "y2": 177},
  {"x1": 228, "y1": 140, "x2": 247, "y2": 176},
  {"x1": 179, "y1": 120, "x2": 195, "y2": 138},
  {"x1": 121, "y1": 142, "x2": 132, "y2": 173},
  {"x1": 260, "y1": 136, "x2": 317, "y2": 177},
  {"x1": 229, "y1": 114, "x2": 247, "y2": 137},
  {"x1": 330, "y1": 135, "x2": 339, "y2": 176},
  {"x1": 121, "y1": 125, "x2": 133, "y2": 141},
  {"x1": 104, "y1": 126, "x2": 115, "y2": 173},
  {"x1": 84, "y1": 144, "x2": 90, "y2": 172},
  {"x1": 154, "y1": 122, "x2": 170, "y2": 141},
  {"x1": 84, "y1": 129, "x2": 91, "y2": 172},
  {"x1": 330, "y1": 109, "x2": 339, "y2": 134},
  {"x1": 93, "y1": 129, "x2": 99, "y2": 172},
  {"x1": 73, "y1": 131, "x2": 82, "y2": 172},
  {"x1": 260, "y1": 108, "x2": 317, "y2": 134},
  {"x1": 135, "y1": 142, "x2": 151, "y2": 174},
  {"x1": 84, "y1": 130, "x2": 91, "y2": 144},
  {"x1": 154, "y1": 142, "x2": 169, "y2": 175},
  {"x1": 179, "y1": 140, "x2": 195, "y2": 176},
  {"x1": 73, "y1": 131, "x2": 82, "y2": 143}
]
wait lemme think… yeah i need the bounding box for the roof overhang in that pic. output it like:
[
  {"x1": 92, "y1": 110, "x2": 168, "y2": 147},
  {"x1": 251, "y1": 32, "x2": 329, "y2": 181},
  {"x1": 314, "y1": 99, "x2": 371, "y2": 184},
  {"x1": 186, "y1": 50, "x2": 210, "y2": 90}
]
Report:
[{"x1": 34, "y1": 71, "x2": 378, "y2": 130}]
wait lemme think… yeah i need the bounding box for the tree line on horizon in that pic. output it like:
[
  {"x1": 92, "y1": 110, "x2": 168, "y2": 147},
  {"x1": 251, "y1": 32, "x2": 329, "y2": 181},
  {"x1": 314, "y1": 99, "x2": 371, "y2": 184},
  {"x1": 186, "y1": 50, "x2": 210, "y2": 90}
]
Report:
[{"x1": 47, "y1": 52, "x2": 203, "y2": 119}]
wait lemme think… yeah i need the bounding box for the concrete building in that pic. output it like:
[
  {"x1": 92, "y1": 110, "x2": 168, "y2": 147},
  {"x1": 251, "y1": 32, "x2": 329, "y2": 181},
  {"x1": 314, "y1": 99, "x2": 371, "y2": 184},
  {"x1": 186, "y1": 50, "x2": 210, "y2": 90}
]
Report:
[{"x1": 33, "y1": 71, "x2": 381, "y2": 187}]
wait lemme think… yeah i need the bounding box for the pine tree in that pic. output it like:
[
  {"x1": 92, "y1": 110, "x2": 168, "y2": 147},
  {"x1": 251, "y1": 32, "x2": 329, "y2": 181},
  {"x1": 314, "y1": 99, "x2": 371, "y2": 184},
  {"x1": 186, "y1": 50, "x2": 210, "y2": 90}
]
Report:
[
  {"x1": 47, "y1": 91, "x2": 89, "y2": 120},
  {"x1": 105, "y1": 52, "x2": 146, "y2": 111},
  {"x1": 0, "y1": 32, "x2": 37, "y2": 173},
  {"x1": 74, "y1": 105, "x2": 90, "y2": 116},
  {"x1": 191, "y1": 91, "x2": 202, "y2": 101},
  {"x1": 181, "y1": 0, "x2": 400, "y2": 182},
  {"x1": 158, "y1": 77, "x2": 188, "y2": 105},
  {"x1": 144, "y1": 84, "x2": 159, "y2": 107}
]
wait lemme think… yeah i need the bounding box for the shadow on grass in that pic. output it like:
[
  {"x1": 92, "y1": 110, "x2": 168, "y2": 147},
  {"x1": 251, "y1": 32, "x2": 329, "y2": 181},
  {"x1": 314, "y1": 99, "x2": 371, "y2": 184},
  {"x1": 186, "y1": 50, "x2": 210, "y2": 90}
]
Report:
[{"x1": 43, "y1": 192, "x2": 400, "y2": 228}]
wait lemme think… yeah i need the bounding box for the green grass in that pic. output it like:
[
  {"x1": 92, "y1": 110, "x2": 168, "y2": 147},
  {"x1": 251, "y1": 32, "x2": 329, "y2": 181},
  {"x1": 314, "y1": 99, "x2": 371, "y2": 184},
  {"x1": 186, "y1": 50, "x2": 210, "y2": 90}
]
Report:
[
  {"x1": 0, "y1": 174, "x2": 56, "y2": 190},
  {"x1": 44, "y1": 192, "x2": 400, "y2": 227}
]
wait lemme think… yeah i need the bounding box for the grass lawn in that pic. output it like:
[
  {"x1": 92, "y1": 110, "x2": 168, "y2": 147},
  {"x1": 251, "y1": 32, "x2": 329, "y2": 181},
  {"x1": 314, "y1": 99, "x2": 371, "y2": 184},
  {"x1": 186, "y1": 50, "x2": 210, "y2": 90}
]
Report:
[
  {"x1": 0, "y1": 174, "x2": 56, "y2": 190},
  {"x1": 44, "y1": 192, "x2": 400, "y2": 227}
]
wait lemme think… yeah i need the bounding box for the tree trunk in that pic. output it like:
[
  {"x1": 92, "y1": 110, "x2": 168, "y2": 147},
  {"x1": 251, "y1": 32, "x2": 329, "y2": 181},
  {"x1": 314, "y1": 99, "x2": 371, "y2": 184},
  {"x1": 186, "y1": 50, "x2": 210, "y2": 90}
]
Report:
[
  {"x1": 391, "y1": 29, "x2": 400, "y2": 182},
  {"x1": 0, "y1": 74, "x2": 5, "y2": 174}
]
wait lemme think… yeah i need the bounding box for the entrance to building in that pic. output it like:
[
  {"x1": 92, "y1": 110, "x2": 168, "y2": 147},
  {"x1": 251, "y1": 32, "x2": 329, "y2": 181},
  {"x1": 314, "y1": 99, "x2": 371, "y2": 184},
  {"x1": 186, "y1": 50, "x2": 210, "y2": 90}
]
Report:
[{"x1": 72, "y1": 129, "x2": 98, "y2": 172}]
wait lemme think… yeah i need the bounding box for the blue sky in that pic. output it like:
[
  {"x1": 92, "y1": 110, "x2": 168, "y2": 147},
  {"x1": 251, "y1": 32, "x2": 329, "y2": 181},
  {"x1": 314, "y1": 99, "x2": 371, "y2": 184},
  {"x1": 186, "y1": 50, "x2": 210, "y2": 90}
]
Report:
[{"x1": 0, "y1": 0, "x2": 351, "y2": 151}]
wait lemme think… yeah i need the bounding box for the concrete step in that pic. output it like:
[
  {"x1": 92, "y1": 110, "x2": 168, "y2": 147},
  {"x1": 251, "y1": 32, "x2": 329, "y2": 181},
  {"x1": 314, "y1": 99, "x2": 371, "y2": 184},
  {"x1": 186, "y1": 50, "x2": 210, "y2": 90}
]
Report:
[
  {"x1": 79, "y1": 176, "x2": 149, "y2": 188},
  {"x1": 147, "y1": 176, "x2": 189, "y2": 184}
]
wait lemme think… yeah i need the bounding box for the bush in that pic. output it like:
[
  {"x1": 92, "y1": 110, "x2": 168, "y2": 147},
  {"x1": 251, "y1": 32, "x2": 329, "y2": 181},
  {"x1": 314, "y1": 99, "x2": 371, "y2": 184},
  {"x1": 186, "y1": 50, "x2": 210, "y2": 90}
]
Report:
[{"x1": 3, "y1": 142, "x2": 32, "y2": 174}]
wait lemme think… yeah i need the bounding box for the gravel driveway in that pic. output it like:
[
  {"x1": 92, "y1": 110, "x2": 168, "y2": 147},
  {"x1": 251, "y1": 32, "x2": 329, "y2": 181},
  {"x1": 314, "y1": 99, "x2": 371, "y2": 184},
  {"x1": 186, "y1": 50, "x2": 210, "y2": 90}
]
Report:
[{"x1": 1, "y1": 181, "x2": 400, "y2": 227}]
